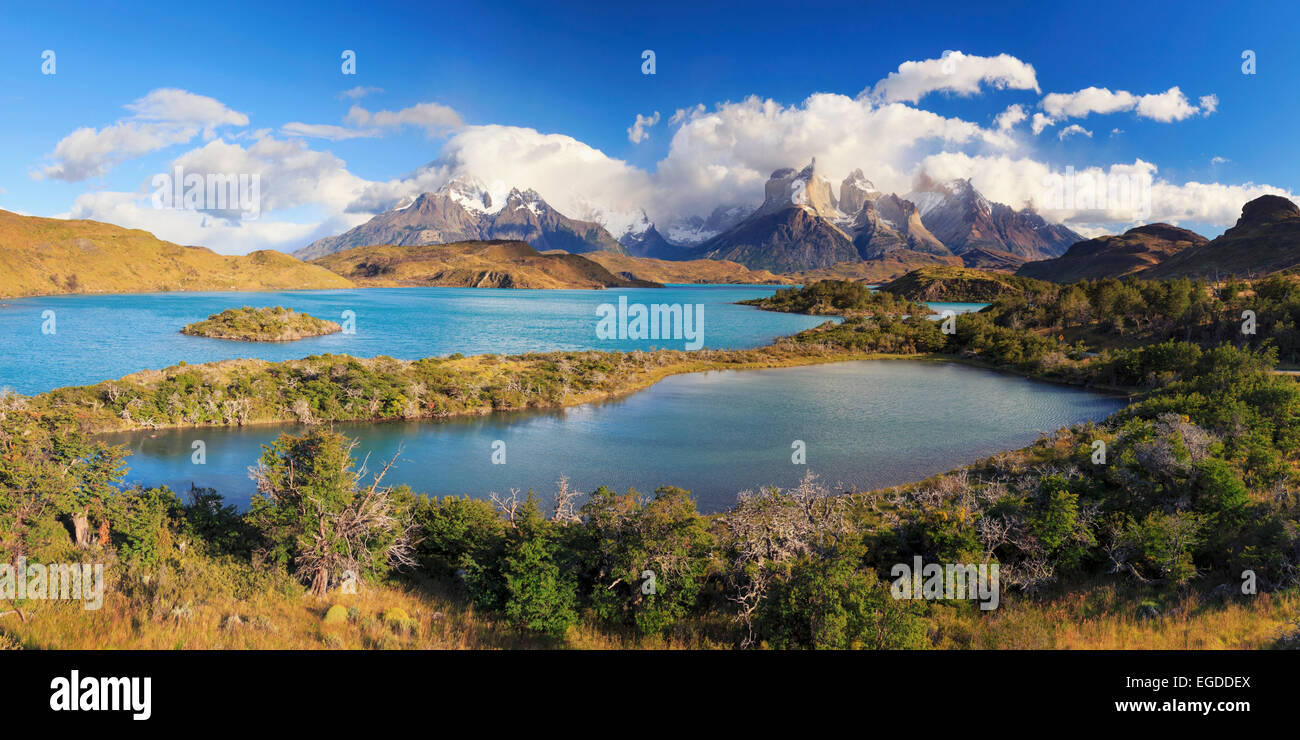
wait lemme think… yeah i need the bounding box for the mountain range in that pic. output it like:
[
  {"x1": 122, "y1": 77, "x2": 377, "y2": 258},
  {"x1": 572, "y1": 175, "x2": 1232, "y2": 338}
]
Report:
[
  {"x1": 687, "y1": 160, "x2": 1078, "y2": 272},
  {"x1": 307, "y1": 239, "x2": 657, "y2": 290},
  {"x1": 295, "y1": 180, "x2": 626, "y2": 261},
  {"x1": 293, "y1": 162, "x2": 1085, "y2": 276}
]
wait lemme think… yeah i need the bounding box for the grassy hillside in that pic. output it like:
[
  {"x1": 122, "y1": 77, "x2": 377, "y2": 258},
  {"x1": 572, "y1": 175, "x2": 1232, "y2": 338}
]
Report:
[
  {"x1": 310, "y1": 240, "x2": 660, "y2": 289},
  {"x1": 0, "y1": 209, "x2": 352, "y2": 298},
  {"x1": 181, "y1": 306, "x2": 342, "y2": 342},
  {"x1": 581, "y1": 251, "x2": 794, "y2": 284},
  {"x1": 881, "y1": 265, "x2": 1053, "y2": 302}
]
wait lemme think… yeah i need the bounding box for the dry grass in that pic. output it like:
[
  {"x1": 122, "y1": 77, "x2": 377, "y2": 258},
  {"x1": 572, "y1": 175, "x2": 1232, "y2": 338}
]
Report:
[
  {"x1": 6, "y1": 569, "x2": 1293, "y2": 650},
  {"x1": 0, "y1": 573, "x2": 727, "y2": 651},
  {"x1": 930, "y1": 581, "x2": 1300, "y2": 650},
  {"x1": 0, "y1": 209, "x2": 351, "y2": 299}
]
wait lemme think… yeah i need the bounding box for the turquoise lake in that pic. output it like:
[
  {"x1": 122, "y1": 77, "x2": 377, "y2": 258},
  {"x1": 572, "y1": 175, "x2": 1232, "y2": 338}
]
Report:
[
  {"x1": 102, "y1": 360, "x2": 1126, "y2": 513},
  {"x1": 0, "y1": 285, "x2": 984, "y2": 395}
]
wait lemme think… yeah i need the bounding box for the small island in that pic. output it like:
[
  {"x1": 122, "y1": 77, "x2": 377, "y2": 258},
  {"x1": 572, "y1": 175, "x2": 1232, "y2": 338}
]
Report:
[{"x1": 181, "y1": 306, "x2": 342, "y2": 342}]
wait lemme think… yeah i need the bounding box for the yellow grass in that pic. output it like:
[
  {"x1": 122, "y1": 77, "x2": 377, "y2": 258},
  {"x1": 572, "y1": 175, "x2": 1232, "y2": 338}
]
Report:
[{"x1": 930, "y1": 582, "x2": 1300, "y2": 650}]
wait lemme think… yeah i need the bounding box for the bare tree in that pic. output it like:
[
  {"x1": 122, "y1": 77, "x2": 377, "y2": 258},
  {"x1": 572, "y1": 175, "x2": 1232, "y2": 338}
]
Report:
[{"x1": 551, "y1": 475, "x2": 581, "y2": 523}]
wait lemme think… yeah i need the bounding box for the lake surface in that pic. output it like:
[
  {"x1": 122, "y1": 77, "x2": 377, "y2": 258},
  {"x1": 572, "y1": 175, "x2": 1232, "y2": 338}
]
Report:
[
  {"x1": 102, "y1": 360, "x2": 1124, "y2": 513},
  {"x1": 0, "y1": 286, "x2": 985, "y2": 395}
]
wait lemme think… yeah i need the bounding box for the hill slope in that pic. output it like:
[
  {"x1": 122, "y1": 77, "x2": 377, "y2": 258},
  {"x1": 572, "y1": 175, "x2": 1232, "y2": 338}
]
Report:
[
  {"x1": 310, "y1": 240, "x2": 660, "y2": 289},
  {"x1": 1141, "y1": 195, "x2": 1300, "y2": 279},
  {"x1": 1017, "y1": 223, "x2": 1206, "y2": 283},
  {"x1": 0, "y1": 209, "x2": 351, "y2": 298},
  {"x1": 580, "y1": 252, "x2": 793, "y2": 284},
  {"x1": 880, "y1": 265, "x2": 1052, "y2": 302}
]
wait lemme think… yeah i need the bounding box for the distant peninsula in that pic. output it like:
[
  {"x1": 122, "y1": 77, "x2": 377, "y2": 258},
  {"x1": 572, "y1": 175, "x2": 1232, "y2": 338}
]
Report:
[
  {"x1": 181, "y1": 306, "x2": 342, "y2": 342},
  {"x1": 309, "y1": 240, "x2": 661, "y2": 289}
]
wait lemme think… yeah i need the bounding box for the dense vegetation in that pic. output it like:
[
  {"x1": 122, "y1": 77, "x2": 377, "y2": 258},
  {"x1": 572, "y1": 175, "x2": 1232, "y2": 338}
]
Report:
[
  {"x1": 3, "y1": 273, "x2": 1299, "y2": 649},
  {"x1": 879, "y1": 265, "x2": 1051, "y2": 302},
  {"x1": 739, "y1": 279, "x2": 927, "y2": 316},
  {"x1": 25, "y1": 342, "x2": 884, "y2": 433},
  {"x1": 181, "y1": 306, "x2": 342, "y2": 342}
]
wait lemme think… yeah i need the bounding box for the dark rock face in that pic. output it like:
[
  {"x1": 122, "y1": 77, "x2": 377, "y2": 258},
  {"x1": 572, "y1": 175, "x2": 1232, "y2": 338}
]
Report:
[
  {"x1": 905, "y1": 176, "x2": 1083, "y2": 260},
  {"x1": 694, "y1": 206, "x2": 859, "y2": 273}
]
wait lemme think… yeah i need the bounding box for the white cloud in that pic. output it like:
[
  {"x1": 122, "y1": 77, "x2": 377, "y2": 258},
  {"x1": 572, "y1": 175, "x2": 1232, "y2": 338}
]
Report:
[
  {"x1": 63, "y1": 190, "x2": 346, "y2": 255},
  {"x1": 1041, "y1": 87, "x2": 1139, "y2": 119},
  {"x1": 627, "y1": 111, "x2": 661, "y2": 143},
  {"x1": 650, "y1": 93, "x2": 1014, "y2": 220},
  {"x1": 668, "y1": 105, "x2": 705, "y2": 126},
  {"x1": 345, "y1": 102, "x2": 463, "y2": 137},
  {"x1": 994, "y1": 104, "x2": 1027, "y2": 132},
  {"x1": 1035, "y1": 85, "x2": 1214, "y2": 133},
  {"x1": 338, "y1": 86, "x2": 384, "y2": 100},
  {"x1": 169, "y1": 134, "x2": 370, "y2": 215},
  {"x1": 915, "y1": 151, "x2": 1296, "y2": 229},
  {"x1": 125, "y1": 88, "x2": 249, "y2": 132},
  {"x1": 34, "y1": 89, "x2": 248, "y2": 182},
  {"x1": 1211, "y1": 156, "x2": 1229, "y2": 165},
  {"x1": 1134, "y1": 87, "x2": 1199, "y2": 122},
  {"x1": 1058, "y1": 124, "x2": 1092, "y2": 140},
  {"x1": 866, "y1": 51, "x2": 1040, "y2": 103},
  {"x1": 32, "y1": 59, "x2": 1282, "y2": 256},
  {"x1": 281, "y1": 122, "x2": 379, "y2": 141},
  {"x1": 1031, "y1": 112, "x2": 1055, "y2": 135}
]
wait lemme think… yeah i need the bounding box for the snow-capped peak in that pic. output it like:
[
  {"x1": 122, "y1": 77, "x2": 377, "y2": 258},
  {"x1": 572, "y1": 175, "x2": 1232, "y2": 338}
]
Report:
[{"x1": 439, "y1": 175, "x2": 511, "y2": 216}]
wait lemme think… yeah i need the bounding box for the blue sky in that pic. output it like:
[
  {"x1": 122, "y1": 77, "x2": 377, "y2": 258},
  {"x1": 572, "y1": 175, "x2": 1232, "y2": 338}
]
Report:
[{"x1": 1, "y1": 0, "x2": 1296, "y2": 252}]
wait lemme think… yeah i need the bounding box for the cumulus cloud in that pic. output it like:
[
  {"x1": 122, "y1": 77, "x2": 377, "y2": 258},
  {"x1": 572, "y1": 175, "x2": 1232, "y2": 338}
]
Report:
[
  {"x1": 1035, "y1": 85, "x2": 1214, "y2": 133},
  {"x1": 33, "y1": 58, "x2": 1283, "y2": 256},
  {"x1": 627, "y1": 111, "x2": 661, "y2": 143},
  {"x1": 914, "y1": 151, "x2": 1295, "y2": 230},
  {"x1": 651, "y1": 93, "x2": 1014, "y2": 219},
  {"x1": 34, "y1": 88, "x2": 248, "y2": 182},
  {"x1": 63, "y1": 190, "x2": 331, "y2": 254},
  {"x1": 866, "y1": 51, "x2": 1039, "y2": 103},
  {"x1": 345, "y1": 123, "x2": 656, "y2": 219},
  {"x1": 994, "y1": 104, "x2": 1027, "y2": 132},
  {"x1": 1031, "y1": 112, "x2": 1055, "y2": 135},
  {"x1": 61, "y1": 132, "x2": 376, "y2": 253}
]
